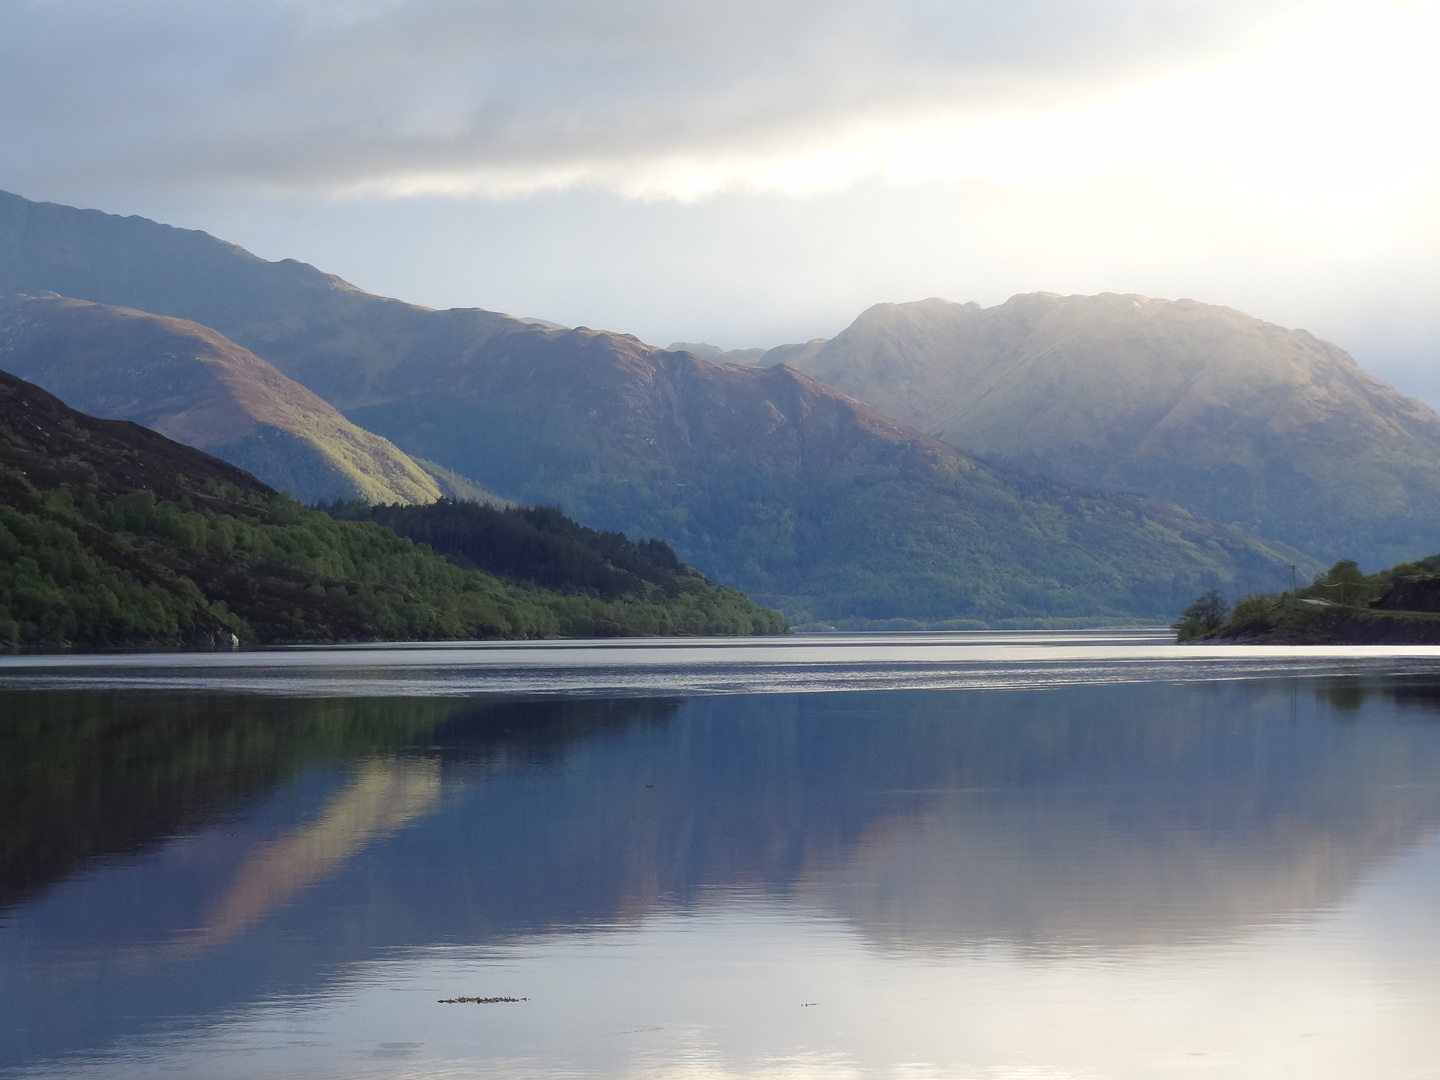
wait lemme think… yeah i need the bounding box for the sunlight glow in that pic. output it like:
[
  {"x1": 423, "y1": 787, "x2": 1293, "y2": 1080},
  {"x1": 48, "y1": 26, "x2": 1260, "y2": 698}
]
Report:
[{"x1": 342, "y1": 1, "x2": 1440, "y2": 205}]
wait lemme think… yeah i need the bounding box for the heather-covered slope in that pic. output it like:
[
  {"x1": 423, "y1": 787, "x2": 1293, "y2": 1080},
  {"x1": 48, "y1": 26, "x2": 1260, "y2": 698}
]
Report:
[
  {"x1": 784, "y1": 293, "x2": 1440, "y2": 568},
  {"x1": 0, "y1": 294, "x2": 442, "y2": 505},
  {"x1": 0, "y1": 190, "x2": 1313, "y2": 624},
  {"x1": 0, "y1": 369, "x2": 785, "y2": 647}
]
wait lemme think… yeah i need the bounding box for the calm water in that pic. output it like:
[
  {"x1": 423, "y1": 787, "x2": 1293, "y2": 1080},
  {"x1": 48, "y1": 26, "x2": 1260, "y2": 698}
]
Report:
[{"x1": 5, "y1": 632, "x2": 1440, "y2": 1078}]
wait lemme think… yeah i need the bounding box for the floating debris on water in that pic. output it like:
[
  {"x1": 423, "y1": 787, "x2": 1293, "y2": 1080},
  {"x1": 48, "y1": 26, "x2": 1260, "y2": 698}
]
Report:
[{"x1": 437, "y1": 996, "x2": 528, "y2": 1004}]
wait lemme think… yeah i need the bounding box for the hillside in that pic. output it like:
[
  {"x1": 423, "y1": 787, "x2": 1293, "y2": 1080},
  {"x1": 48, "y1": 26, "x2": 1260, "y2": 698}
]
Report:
[
  {"x1": 0, "y1": 294, "x2": 444, "y2": 505},
  {"x1": 779, "y1": 293, "x2": 1440, "y2": 568},
  {"x1": 0, "y1": 190, "x2": 1314, "y2": 624},
  {"x1": 0, "y1": 369, "x2": 785, "y2": 647}
]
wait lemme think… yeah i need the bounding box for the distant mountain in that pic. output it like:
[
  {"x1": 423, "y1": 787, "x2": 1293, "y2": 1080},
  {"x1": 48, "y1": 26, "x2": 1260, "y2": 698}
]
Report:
[
  {"x1": 667, "y1": 341, "x2": 768, "y2": 365},
  {"x1": 0, "y1": 190, "x2": 1314, "y2": 624},
  {"x1": 0, "y1": 294, "x2": 443, "y2": 505},
  {"x1": 0, "y1": 368, "x2": 784, "y2": 647},
  {"x1": 778, "y1": 293, "x2": 1440, "y2": 568}
]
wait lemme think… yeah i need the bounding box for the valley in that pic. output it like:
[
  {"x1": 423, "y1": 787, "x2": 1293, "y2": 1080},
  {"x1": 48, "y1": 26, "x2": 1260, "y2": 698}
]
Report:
[{"x1": 0, "y1": 190, "x2": 1340, "y2": 627}]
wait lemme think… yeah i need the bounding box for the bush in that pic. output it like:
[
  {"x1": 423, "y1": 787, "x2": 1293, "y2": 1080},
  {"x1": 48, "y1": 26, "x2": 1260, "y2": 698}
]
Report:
[
  {"x1": 1173, "y1": 617, "x2": 1207, "y2": 642},
  {"x1": 1230, "y1": 593, "x2": 1278, "y2": 624},
  {"x1": 1173, "y1": 589, "x2": 1229, "y2": 638}
]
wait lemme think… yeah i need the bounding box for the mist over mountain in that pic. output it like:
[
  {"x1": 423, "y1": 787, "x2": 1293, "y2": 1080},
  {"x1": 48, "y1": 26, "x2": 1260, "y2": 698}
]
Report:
[
  {"x1": 780, "y1": 293, "x2": 1440, "y2": 569},
  {"x1": 0, "y1": 190, "x2": 1315, "y2": 624},
  {"x1": 0, "y1": 295, "x2": 442, "y2": 505}
]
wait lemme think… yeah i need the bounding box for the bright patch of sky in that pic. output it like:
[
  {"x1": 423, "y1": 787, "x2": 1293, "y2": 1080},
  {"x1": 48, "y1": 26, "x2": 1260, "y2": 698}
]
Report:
[{"x1": 1, "y1": 0, "x2": 1437, "y2": 401}]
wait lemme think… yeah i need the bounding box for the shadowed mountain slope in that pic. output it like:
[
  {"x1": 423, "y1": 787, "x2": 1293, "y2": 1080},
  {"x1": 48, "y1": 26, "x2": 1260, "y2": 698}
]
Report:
[
  {"x1": 0, "y1": 294, "x2": 442, "y2": 505},
  {"x1": 0, "y1": 190, "x2": 1313, "y2": 623},
  {"x1": 781, "y1": 293, "x2": 1440, "y2": 568}
]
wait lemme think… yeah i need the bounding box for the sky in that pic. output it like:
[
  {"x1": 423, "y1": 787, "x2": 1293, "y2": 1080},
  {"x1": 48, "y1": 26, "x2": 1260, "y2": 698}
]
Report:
[{"x1": 2, "y1": 0, "x2": 1439, "y2": 401}]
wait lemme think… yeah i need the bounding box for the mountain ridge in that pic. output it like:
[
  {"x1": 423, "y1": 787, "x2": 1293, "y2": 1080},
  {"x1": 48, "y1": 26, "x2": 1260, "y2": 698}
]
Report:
[{"x1": 0, "y1": 189, "x2": 543, "y2": 411}]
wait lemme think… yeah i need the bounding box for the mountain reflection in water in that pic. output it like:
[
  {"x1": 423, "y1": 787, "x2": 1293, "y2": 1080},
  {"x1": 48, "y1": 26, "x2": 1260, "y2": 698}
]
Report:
[{"x1": 4, "y1": 675, "x2": 1440, "y2": 1077}]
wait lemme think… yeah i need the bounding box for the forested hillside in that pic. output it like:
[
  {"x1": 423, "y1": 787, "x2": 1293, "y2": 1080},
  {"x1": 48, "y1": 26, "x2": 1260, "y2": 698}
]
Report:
[
  {"x1": 337, "y1": 500, "x2": 692, "y2": 600},
  {"x1": 0, "y1": 370, "x2": 786, "y2": 647}
]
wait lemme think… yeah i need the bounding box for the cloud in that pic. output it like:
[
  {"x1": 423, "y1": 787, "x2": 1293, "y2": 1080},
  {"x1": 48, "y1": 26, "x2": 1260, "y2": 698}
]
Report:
[
  {"x1": 5, "y1": 0, "x2": 1436, "y2": 401},
  {"x1": 0, "y1": 0, "x2": 1333, "y2": 200}
]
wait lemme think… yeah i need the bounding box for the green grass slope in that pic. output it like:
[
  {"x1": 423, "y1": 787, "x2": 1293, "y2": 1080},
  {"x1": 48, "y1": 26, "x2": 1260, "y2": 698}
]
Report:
[{"x1": 0, "y1": 370, "x2": 785, "y2": 647}]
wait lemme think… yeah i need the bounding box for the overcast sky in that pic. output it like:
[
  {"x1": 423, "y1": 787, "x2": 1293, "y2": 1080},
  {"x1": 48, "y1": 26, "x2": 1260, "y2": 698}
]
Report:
[{"x1": 2, "y1": 0, "x2": 1438, "y2": 399}]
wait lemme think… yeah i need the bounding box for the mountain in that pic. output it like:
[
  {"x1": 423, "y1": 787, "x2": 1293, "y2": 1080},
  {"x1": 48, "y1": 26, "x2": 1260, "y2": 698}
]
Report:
[
  {"x1": 776, "y1": 292, "x2": 1440, "y2": 568},
  {"x1": 340, "y1": 342, "x2": 1319, "y2": 625},
  {"x1": 0, "y1": 190, "x2": 1314, "y2": 624},
  {"x1": 0, "y1": 368, "x2": 785, "y2": 647},
  {"x1": 0, "y1": 294, "x2": 446, "y2": 505},
  {"x1": 667, "y1": 341, "x2": 768, "y2": 365}
]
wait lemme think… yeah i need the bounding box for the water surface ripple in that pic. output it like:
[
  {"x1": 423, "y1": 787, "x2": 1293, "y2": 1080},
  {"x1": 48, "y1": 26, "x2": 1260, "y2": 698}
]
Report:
[{"x1": 5, "y1": 630, "x2": 1440, "y2": 696}]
